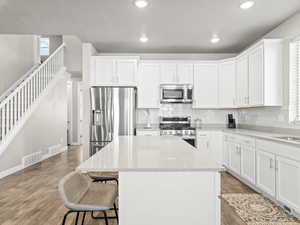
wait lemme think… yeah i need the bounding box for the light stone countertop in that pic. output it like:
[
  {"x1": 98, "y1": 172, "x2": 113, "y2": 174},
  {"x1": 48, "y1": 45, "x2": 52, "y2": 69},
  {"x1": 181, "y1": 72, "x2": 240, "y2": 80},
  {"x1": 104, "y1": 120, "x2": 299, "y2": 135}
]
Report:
[{"x1": 78, "y1": 136, "x2": 222, "y2": 172}]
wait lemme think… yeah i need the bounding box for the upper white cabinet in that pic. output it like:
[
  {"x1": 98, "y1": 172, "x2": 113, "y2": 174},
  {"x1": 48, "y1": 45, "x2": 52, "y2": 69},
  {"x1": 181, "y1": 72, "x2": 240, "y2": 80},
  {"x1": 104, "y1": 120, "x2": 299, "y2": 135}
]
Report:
[
  {"x1": 90, "y1": 56, "x2": 139, "y2": 86},
  {"x1": 236, "y1": 55, "x2": 249, "y2": 107},
  {"x1": 137, "y1": 62, "x2": 161, "y2": 108},
  {"x1": 218, "y1": 59, "x2": 236, "y2": 108},
  {"x1": 193, "y1": 63, "x2": 219, "y2": 108},
  {"x1": 177, "y1": 63, "x2": 194, "y2": 84},
  {"x1": 160, "y1": 62, "x2": 178, "y2": 83}
]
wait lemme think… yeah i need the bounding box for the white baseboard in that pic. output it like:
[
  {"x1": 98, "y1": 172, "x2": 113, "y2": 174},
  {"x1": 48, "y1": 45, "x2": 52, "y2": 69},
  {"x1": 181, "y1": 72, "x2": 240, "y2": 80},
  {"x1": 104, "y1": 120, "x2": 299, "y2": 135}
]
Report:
[
  {"x1": 0, "y1": 145, "x2": 68, "y2": 180},
  {"x1": 0, "y1": 164, "x2": 23, "y2": 179}
]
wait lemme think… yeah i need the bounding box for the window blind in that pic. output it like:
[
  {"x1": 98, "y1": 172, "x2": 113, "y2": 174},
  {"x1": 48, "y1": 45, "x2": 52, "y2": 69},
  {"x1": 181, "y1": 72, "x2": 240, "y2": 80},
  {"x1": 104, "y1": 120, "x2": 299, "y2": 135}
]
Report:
[{"x1": 289, "y1": 40, "x2": 300, "y2": 122}]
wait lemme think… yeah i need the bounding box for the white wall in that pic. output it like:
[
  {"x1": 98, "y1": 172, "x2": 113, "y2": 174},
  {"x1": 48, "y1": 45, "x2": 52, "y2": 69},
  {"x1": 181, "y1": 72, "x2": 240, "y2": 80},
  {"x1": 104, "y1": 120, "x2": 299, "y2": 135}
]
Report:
[
  {"x1": 238, "y1": 11, "x2": 300, "y2": 129},
  {"x1": 63, "y1": 35, "x2": 83, "y2": 73},
  {"x1": 0, "y1": 34, "x2": 38, "y2": 96},
  {"x1": 0, "y1": 75, "x2": 68, "y2": 172}
]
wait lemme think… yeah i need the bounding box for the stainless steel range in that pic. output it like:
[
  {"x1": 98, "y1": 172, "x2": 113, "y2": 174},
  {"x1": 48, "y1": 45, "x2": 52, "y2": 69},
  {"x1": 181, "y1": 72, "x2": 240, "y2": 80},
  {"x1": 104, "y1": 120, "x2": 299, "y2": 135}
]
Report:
[{"x1": 159, "y1": 116, "x2": 196, "y2": 147}]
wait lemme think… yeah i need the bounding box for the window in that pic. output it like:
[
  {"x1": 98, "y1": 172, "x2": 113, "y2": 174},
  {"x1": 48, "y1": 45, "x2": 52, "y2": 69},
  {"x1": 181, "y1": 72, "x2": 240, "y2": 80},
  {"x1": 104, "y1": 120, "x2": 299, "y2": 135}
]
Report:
[
  {"x1": 39, "y1": 38, "x2": 50, "y2": 56},
  {"x1": 289, "y1": 39, "x2": 300, "y2": 122}
]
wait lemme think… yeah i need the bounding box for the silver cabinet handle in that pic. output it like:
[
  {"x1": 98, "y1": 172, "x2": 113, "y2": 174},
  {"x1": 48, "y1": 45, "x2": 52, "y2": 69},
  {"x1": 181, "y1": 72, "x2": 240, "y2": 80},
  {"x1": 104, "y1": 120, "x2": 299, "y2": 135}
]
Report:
[{"x1": 269, "y1": 158, "x2": 273, "y2": 169}]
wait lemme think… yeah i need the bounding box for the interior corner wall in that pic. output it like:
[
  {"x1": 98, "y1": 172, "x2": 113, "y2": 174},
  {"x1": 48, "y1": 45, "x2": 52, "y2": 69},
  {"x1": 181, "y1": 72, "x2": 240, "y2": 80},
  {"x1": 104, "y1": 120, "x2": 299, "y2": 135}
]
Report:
[
  {"x1": 238, "y1": 11, "x2": 300, "y2": 129},
  {"x1": 0, "y1": 75, "x2": 68, "y2": 172},
  {"x1": 41, "y1": 35, "x2": 63, "y2": 62},
  {"x1": 0, "y1": 34, "x2": 38, "y2": 96}
]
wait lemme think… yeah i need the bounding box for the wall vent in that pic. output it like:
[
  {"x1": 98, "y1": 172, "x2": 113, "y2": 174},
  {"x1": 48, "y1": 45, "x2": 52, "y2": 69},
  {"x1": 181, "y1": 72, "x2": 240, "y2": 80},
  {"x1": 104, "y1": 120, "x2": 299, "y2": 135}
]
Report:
[{"x1": 22, "y1": 151, "x2": 43, "y2": 168}]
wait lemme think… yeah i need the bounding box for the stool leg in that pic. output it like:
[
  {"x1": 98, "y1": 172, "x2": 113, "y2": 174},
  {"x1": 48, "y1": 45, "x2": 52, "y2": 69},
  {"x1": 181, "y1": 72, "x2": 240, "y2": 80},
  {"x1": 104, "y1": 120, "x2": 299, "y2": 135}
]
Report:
[
  {"x1": 75, "y1": 212, "x2": 80, "y2": 225},
  {"x1": 81, "y1": 212, "x2": 86, "y2": 225},
  {"x1": 61, "y1": 210, "x2": 73, "y2": 225},
  {"x1": 114, "y1": 203, "x2": 119, "y2": 222},
  {"x1": 103, "y1": 211, "x2": 109, "y2": 225}
]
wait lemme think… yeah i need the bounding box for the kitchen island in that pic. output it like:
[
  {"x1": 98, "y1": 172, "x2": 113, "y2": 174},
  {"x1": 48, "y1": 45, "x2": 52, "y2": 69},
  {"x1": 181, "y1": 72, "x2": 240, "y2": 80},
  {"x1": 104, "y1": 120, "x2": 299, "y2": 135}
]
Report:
[{"x1": 79, "y1": 136, "x2": 222, "y2": 225}]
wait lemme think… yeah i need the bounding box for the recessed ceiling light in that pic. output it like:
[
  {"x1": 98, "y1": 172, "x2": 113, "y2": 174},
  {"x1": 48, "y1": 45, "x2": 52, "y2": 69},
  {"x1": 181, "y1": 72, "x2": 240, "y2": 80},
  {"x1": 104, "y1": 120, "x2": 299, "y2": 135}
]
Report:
[
  {"x1": 140, "y1": 35, "x2": 148, "y2": 43},
  {"x1": 134, "y1": 0, "x2": 149, "y2": 8},
  {"x1": 240, "y1": 1, "x2": 255, "y2": 10},
  {"x1": 211, "y1": 35, "x2": 220, "y2": 44}
]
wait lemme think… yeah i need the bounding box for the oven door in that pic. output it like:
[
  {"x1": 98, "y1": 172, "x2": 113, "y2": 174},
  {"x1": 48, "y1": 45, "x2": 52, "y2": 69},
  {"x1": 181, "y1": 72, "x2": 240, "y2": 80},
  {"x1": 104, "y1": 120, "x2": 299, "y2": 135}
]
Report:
[
  {"x1": 183, "y1": 138, "x2": 196, "y2": 147},
  {"x1": 161, "y1": 87, "x2": 185, "y2": 103}
]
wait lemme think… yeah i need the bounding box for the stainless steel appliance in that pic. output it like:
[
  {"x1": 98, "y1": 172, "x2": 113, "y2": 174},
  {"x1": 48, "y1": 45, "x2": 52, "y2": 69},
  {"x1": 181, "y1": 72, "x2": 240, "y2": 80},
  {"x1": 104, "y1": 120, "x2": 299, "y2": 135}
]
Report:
[
  {"x1": 160, "y1": 84, "x2": 193, "y2": 104},
  {"x1": 159, "y1": 116, "x2": 196, "y2": 147},
  {"x1": 90, "y1": 86, "x2": 136, "y2": 155}
]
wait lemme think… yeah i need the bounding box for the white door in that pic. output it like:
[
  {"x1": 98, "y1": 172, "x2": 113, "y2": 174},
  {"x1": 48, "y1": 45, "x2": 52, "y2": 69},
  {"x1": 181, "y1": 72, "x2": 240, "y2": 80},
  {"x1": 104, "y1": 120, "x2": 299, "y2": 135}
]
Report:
[
  {"x1": 137, "y1": 63, "x2": 161, "y2": 108},
  {"x1": 248, "y1": 45, "x2": 264, "y2": 106},
  {"x1": 256, "y1": 149, "x2": 276, "y2": 197},
  {"x1": 241, "y1": 145, "x2": 256, "y2": 184},
  {"x1": 193, "y1": 63, "x2": 219, "y2": 108},
  {"x1": 219, "y1": 60, "x2": 236, "y2": 108},
  {"x1": 116, "y1": 60, "x2": 137, "y2": 85},
  {"x1": 196, "y1": 133, "x2": 210, "y2": 152},
  {"x1": 177, "y1": 63, "x2": 194, "y2": 84},
  {"x1": 236, "y1": 56, "x2": 249, "y2": 107},
  {"x1": 229, "y1": 143, "x2": 241, "y2": 174},
  {"x1": 160, "y1": 63, "x2": 177, "y2": 83},
  {"x1": 276, "y1": 156, "x2": 300, "y2": 213},
  {"x1": 93, "y1": 58, "x2": 115, "y2": 85}
]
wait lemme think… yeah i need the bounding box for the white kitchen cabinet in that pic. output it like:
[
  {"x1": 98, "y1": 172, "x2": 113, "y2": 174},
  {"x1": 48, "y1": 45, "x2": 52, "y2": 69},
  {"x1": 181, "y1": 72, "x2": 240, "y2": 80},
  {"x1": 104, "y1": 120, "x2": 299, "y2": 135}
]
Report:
[
  {"x1": 218, "y1": 60, "x2": 236, "y2": 108},
  {"x1": 229, "y1": 143, "x2": 241, "y2": 175},
  {"x1": 256, "y1": 149, "x2": 276, "y2": 197},
  {"x1": 137, "y1": 63, "x2": 161, "y2": 108},
  {"x1": 276, "y1": 156, "x2": 300, "y2": 213},
  {"x1": 177, "y1": 63, "x2": 194, "y2": 84},
  {"x1": 236, "y1": 55, "x2": 249, "y2": 107},
  {"x1": 248, "y1": 45, "x2": 264, "y2": 106},
  {"x1": 160, "y1": 63, "x2": 177, "y2": 83},
  {"x1": 193, "y1": 63, "x2": 219, "y2": 108},
  {"x1": 90, "y1": 56, "x2": 139, "y2": 86},
  {"x1": 223, "y1": 137, "x2": 230, "y2": 167},
  {"x1": 196, "y1": 133, "x2": 210, "y2": 152},
  {"x1": 241, "y1": 145, "x2": 256, "y2": 185}
]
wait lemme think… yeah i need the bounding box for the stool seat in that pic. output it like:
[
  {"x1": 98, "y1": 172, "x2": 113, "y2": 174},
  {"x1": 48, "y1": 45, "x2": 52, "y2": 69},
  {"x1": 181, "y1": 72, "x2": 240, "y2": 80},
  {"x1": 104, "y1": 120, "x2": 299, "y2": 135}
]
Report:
[{"x1": 88, "y1": 172, "x2": 118, "y2": 180}]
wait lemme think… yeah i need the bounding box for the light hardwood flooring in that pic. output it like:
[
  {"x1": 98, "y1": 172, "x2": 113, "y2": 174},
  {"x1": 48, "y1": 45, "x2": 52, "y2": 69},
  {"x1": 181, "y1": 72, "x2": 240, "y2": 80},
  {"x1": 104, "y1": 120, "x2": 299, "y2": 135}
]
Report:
[{"x1": 0, "y1": 146, "x2": 255, "y2": 225}]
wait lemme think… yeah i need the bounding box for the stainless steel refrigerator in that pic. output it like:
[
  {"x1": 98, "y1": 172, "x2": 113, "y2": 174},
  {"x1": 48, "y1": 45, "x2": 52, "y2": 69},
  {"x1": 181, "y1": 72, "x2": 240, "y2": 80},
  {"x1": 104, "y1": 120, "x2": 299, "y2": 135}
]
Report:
[{"x1": 90, "y1": 87, "x2": 136, "y2": 156}]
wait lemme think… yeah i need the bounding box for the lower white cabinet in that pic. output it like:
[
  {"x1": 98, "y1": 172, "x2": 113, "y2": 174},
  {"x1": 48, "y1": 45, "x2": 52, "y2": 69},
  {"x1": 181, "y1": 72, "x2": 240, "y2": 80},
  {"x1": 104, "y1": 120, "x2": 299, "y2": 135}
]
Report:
[
  {"x1": 229, "y1": 143, "x2": 241, "y2": 174},
  {"x1": 241, "y1": 145, "x2": 256, "y2": 185},
  {"x1": 256, "y1": 149, "x2": 276, "y2": 197},
  {"x1": 276, "y1": 156, "x2": 300, "y2": 213}
]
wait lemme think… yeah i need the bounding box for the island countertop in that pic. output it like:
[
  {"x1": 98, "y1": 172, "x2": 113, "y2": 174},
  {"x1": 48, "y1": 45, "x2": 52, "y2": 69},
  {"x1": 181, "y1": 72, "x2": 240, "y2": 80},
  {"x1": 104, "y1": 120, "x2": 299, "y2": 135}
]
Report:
[{"x1": 78, "y1": 136, "x2": 222, "y2": 172}]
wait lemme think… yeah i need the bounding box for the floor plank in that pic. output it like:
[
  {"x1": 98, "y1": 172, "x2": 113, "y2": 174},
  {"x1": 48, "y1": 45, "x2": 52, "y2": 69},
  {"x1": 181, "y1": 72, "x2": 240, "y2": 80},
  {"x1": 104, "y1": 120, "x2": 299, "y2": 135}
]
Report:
[{"x1": 0, "y1": 146, "x2": 254, "y2": 225}]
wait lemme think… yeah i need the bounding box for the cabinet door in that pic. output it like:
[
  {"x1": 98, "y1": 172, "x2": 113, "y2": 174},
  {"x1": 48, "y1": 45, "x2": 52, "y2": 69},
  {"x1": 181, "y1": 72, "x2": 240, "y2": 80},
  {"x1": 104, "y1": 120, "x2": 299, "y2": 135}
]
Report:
[
  {"x1": 196, "y1": 133, "x2": 210, "y2": 152},
  {"x1": 229, "y1": 143, "x2": 241, "y2": 174},
  {"x1": 241, "y1": 145, "x2": 256, "y2": 184},
  {"x1": 137, "y1": 63, "x2": 161, "y2": 108},
  {"x1": 223, "y1": 140, "x2": 230, "y2": 167},
  {"x1": 276, "y1": 156, "x2": 300, "y2": 213},
  {"x1": 249, "y1": 45, "x2": 264, "y2": 106},
  {"x1": 209, "y1": 132, "x2": 223, "y2": 166},
  {"x1": 93, "y1": 58, "x2": 115, "y2": 84},
  {"x1": 256, "y1": 149, "x2": 276, "y2": 197},
  {"x1": 160, "y1": 63, "x2": 177, "y2": 83},
  {"x1": 193, "y1": 63, "x2": 219, "y2": 108},
  {"x1": 116, "y1": 60, "x2": 137, "y2": 85},
  {"x1": 236, "y1": 56, "x2": 249, "y2": 107},
  {"x1": 219, "y1": 60, "x2": 236, "y2": 108},
  {"x1": 177, "y1": 63, "x2": 194, "y2": 84}
]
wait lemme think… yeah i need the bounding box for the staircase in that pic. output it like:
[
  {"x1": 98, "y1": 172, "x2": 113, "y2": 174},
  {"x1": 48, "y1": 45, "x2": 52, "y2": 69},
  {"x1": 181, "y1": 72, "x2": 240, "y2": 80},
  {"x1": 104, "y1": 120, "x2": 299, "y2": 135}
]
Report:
[{"x1": 0, "y1": 44, "x2": 65, "y2": 155}]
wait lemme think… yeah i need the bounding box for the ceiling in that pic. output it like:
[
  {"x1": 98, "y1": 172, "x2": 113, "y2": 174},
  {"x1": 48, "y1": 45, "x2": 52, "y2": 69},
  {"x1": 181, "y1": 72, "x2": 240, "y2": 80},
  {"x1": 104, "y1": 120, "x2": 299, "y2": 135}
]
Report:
[{"x1": 0, "y1": 0, "x2": 300, "y2": 53}]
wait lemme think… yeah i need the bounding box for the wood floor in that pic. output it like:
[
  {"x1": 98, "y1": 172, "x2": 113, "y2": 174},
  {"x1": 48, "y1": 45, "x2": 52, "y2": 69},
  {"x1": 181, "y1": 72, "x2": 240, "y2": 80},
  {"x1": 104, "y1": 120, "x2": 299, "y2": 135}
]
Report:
[{"x1": 0, "y1": 146, "x2": 255, "y2": 225}]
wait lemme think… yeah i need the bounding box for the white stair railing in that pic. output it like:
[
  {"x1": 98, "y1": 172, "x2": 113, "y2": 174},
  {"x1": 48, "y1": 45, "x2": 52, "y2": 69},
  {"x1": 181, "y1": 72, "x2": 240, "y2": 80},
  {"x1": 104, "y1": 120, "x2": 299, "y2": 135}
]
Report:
[{"x1": 0, "y1": 44, "x2": 65, "y2": 146}]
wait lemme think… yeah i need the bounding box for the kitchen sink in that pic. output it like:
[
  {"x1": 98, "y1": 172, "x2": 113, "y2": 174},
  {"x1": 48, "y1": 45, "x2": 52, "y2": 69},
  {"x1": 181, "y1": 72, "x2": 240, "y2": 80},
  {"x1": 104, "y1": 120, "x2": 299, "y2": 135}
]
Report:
[{"x1": 275, "y1": 136, "x2": 300, "y2": 142}]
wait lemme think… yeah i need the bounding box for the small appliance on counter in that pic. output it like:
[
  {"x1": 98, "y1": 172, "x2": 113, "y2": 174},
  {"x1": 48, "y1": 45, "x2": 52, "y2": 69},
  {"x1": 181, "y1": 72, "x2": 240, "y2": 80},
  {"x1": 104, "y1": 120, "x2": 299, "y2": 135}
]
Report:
[{"x1": 227, "y1": 114, "x2": 236, "y2": 129}]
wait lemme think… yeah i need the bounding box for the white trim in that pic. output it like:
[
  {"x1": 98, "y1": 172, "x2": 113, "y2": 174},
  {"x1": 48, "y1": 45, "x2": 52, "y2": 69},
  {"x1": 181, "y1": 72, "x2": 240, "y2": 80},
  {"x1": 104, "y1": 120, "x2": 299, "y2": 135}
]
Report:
[
  {"x1": 0, "y1": 145, "x2": 68, "y2": 180},
  {"x1": 0, "y1": 164, "x2": 23, "y2": 179}
]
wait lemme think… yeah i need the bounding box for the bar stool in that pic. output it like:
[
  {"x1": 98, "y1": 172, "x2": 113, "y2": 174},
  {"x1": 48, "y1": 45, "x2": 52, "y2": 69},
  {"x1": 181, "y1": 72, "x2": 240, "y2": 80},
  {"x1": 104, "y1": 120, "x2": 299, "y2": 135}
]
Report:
[{"x1": 58, "y1": 171, "x2": 118, "y2": 225}]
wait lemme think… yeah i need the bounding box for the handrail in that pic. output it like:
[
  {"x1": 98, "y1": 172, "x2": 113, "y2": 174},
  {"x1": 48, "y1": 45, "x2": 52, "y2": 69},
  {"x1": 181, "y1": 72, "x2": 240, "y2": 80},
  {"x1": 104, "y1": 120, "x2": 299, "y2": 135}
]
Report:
[{"x1": 0, "y1": 43, "x2": 65, "y2": 145}]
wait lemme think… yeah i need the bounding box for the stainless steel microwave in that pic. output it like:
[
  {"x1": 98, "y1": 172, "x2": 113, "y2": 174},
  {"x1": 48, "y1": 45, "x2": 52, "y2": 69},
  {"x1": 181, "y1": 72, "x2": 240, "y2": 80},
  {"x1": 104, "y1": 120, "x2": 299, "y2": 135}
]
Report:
[{"x1": 160, "y1": 84, "x2": 193, "y2": 104}]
